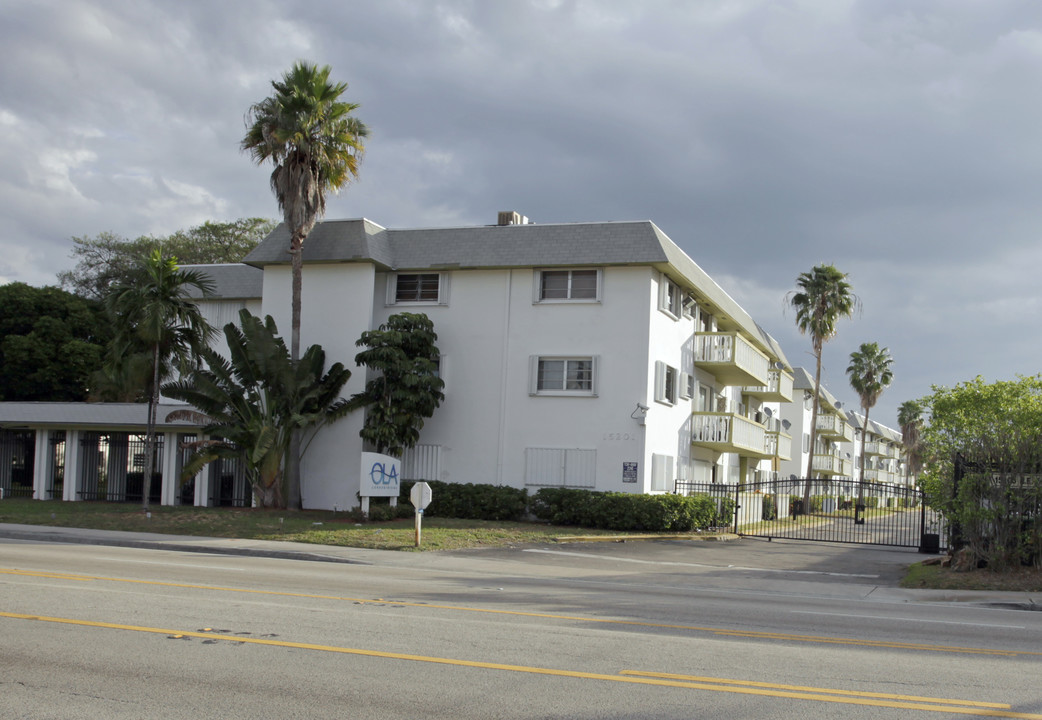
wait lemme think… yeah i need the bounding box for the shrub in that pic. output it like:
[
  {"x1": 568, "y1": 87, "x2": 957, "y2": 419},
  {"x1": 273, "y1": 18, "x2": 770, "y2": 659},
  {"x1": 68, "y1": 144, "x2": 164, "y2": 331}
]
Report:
[
  {"x1": 399, "y1": 480, "x2": 528, "y2": 521},
  {"x1": 530, "y1": 488, "x2": 732, "y2": 532}
]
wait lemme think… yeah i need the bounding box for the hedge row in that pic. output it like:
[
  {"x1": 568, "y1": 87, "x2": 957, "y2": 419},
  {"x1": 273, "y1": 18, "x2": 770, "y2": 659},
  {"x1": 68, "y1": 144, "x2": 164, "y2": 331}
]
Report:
[
  {"x1": 390, "y1": 482, "x2": 734, "y2": 531},
  {"x1": 529, "y1": 487, "x2": 734, "y2": 531},
  {"x1": 399, "y1": 480, "x2": 529, "y2": 521}
]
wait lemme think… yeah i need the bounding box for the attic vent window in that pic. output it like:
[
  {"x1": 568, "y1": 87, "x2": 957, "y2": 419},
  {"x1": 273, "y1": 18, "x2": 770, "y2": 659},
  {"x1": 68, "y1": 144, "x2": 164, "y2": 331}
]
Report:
[{"x1": 497, "y1": 211, "x2": 530, "y2": 226}]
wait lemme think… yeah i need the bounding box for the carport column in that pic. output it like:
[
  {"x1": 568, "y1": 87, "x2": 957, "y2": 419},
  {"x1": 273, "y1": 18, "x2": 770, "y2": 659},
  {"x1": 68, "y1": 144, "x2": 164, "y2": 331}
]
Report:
[
  {"x1": 32, "y1": 429, "x2": 51, "y2": 500},
  {"x1": 62, "y1": 429, "x2": 82, "y2": 501},
  {"x1": 160, "y1": 431, "x2": 179, "y2": 506},
  {"x1": 193, "y1": 435, "x2": 210, "y2": 507}
]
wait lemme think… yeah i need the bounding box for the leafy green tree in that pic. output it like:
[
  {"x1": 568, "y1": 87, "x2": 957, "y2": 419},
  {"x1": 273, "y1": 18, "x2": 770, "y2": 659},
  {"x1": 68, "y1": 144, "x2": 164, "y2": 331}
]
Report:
[
  {"x1": 0, "y1": 283, "x2": 109, "y2": 401},
  {"x1": 105, "y1": 249, "x2": 215, "y2": 508},
  {"x1": 242, "y1": 60, "x2": 368, "y2": 508},
  {"x1": 58, "y1": 218, "x2": 275, "y2": 299},
  {"x1": 897, "y1": 399, "x2": 924, "y2": 485},
  {"x1": 918, "y1": 375, "x2": 1042, "y2": 506},
  {"x1": 164, "y1": 310, "x2": 353, "y2": 508},
  {"x1": 846, "y1": 342, "x2": 893, "y2": 496},
  {"x1": 350, "y1": 313, "x2": 445, "y2": 457},
  {"x1": 787, "y1": 264, "x2": 859, "y2": 484},
  {"x1": 919, "y1": 376, "x2": 1042, "y2": 569}
]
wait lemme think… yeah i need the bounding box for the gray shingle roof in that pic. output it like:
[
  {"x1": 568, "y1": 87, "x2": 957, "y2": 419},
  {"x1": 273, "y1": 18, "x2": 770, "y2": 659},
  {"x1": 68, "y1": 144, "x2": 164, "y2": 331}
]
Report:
[
  {"x1": 242, "y1": 217, "x2": 782, "y2": 359},
  {"x1": 181, "y1": 264, "x2": 263, "y2": 299}
]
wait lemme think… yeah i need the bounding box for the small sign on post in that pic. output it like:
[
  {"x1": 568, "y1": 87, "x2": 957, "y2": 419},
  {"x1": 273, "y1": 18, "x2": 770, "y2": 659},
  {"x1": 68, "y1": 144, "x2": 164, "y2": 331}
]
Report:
[{"x1": 409, "y1": 481, "x2": 433, "y2": 547}]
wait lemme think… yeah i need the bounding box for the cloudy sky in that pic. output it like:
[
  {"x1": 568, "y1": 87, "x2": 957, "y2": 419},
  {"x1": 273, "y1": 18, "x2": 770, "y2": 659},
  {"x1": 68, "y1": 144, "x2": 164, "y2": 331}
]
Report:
[{"x1": 3, "y1": 0, "x2": 1040, "y2": 427}]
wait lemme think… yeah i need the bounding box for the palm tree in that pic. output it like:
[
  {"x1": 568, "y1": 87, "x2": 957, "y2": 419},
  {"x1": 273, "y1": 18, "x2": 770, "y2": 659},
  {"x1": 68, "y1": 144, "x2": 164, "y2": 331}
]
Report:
[
  {"x1": 898, "y1": 399, "x2": 924, "y2": 485},
  {"x1": 846, "y1": 343, "x2": 894, "y2": 497},
  {"x1": 242, "y1": 60, "x2": 368, "y2": 508},
  {"x1": 787, "y1": 265, "x2": 859, "y2": 482},
  {"x1": 163, "y1": 310, "x2": 352, "y2": 508},
  {"x1": 105, "y1": 249, "x2": 214, "y2": 508}
]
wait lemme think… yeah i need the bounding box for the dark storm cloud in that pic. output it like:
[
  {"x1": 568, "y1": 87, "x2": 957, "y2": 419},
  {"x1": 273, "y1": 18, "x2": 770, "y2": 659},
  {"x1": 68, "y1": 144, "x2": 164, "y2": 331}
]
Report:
[{"x1": 2, "y1": 0, "x2": 1041, "y2": 425}]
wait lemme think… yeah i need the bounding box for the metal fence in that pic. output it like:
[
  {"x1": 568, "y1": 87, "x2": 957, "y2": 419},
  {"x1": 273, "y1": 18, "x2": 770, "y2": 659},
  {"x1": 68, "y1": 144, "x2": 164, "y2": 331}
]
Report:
[{"x1": 676, "y1": 477, "x2": 947, "y2": 552}]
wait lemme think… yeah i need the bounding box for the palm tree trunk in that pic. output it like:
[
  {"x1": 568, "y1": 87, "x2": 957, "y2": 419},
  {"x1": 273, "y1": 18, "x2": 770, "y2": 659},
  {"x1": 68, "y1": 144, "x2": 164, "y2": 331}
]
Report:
[
  {"x1": 801, "y1": 349, "x2": 823, "y2": 515},
  {"x1": 286, "y1": 234, "x2": 304, "y2": 509},
  {"x1": 142, "y1": 343, "x2": 161, "y2": 510},
  {"x1": 857, "y1": 407, "x2": 870, "y2": 506}
]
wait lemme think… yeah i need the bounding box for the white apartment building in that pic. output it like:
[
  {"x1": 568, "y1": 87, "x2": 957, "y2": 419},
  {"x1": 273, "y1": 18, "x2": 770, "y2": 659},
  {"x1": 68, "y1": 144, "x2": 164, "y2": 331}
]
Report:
[
  {"x1": 778, "y1": 367, "x2": 855, "y2": 481},
  {"x1": 778, "y1": 367, "x2": 909, "y2": 487},
  {"x1": 0, "y1": 213, "x2": 796, "y2": 509},
  {"x1": 236, "y1": 213, "x2": 795, "y2": 509}
]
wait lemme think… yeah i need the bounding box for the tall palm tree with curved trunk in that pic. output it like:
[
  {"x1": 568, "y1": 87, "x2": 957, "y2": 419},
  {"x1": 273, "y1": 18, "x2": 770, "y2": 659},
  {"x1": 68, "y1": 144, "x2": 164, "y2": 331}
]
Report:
[
  {"x1": 898, "y1": 399, "x2": 924, "y2": 486},
  {"x1": 242, "y1": 61, "x2": 368, "y2": 508},
  {"x1": 787, "y1": 264, "x2": 858, "y2": 512},
  {"x1": 106, "y1": 249, "x2": 214, "y2": 509},
  {"x1": 847, "y1": 342, "x2": 894, "y2": 501}
]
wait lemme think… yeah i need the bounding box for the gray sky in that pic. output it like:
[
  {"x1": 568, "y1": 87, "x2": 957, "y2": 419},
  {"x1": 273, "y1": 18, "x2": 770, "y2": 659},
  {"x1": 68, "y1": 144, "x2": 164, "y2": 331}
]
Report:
[{"x1": 3, "y1": 0, "x2": 1040, "y2": 428}]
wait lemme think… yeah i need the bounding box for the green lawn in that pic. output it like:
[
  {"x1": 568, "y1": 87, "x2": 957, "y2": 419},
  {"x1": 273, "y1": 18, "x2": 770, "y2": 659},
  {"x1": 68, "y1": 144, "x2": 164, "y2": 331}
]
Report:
[{"x1": 0, "y1": 498, "x2": 663, "y2": 552}]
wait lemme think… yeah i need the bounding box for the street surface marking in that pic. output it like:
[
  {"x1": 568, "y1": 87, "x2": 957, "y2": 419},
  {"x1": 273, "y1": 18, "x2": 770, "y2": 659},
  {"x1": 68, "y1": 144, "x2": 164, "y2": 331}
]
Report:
[
  {"x1": 523, "y1": 548, "x2": 880, "y2": 578},
  {"x1": 793, "y1": 610, "x2": 1026, "y2": 629},
  {"x1": 2, "y1": 567, "x2": 1037, "y2": 658},
  {"x1": 2, "y1": 611, "x2": 1039, "y2": 718}
]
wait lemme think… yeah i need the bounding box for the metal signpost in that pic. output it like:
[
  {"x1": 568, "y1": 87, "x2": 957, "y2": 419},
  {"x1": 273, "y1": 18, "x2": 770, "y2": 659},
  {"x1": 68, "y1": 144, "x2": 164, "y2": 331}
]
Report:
[{"x1": 409, "y1": 481, "x2": 432, "y2": 547}]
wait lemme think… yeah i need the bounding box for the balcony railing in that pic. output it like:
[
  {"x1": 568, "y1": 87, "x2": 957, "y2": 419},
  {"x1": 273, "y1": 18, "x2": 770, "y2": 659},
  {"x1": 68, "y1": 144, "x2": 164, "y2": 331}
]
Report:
[
  {"x1": 692, "y1": 412, "x2": 771, "y2": 459},
  {"x1": 812, "y1": 453, "x2": 852, "y2": 477},
  {"x1": 863, "y1": 441, "x2": 883, "y2": 457},
  {"x1": 766, "y1": 430, "x2": 792, "y2": 461},
  {"x1": 816, "y1": 412, "x2": 854, "y2": 442},
  {"x1": 742, "y1": 369, "x2": 794, "y2": 402},
  {"x1": 694, "y1": 332, "x2": 770, "y2": 388}
]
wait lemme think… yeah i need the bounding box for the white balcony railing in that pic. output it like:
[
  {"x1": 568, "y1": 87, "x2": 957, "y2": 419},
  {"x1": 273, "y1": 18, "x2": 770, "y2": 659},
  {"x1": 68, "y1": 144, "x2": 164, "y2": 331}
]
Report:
[{"x1": 694, "y1": 332, "x2": 770, "y2": 387}]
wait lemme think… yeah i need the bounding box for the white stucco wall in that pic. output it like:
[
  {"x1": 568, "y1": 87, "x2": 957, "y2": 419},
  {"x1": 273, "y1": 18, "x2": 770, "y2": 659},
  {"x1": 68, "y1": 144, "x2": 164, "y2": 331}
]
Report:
[{"x1": 262, "y1": 263, "x2": 375, "y2": 510}]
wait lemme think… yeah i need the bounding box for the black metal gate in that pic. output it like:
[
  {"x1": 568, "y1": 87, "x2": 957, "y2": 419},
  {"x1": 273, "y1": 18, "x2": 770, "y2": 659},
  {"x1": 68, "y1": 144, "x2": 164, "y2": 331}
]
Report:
[{"x1": 676, "y1": 477, "x2": 947, "y2": 552}]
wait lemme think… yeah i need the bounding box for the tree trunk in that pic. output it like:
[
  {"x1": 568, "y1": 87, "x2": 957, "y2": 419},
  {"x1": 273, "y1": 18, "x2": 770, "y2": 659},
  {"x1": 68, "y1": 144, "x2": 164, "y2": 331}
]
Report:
[
  {"x1": 801, "y1": 348, "x2": 823, "y2": 515},
  {"x1": 142, "y1": 343, "x2": 161, "y2": 510},
  {"x1": 286, "y1": 234, "x2": 304, "y2": 509},
  {"x1": 857, "y1": 407, "x2": 870, "y2": 506}
]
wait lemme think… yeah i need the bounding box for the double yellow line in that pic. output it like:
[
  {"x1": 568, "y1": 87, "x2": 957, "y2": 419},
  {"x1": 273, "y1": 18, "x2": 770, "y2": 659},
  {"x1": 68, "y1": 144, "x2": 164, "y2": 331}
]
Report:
[
  {"x1": 1, "y1": 567, "x2": 1036, "y2": 659},
  {"x1": 1, "y1": 610, "x2": 1038, "y2": 718}
]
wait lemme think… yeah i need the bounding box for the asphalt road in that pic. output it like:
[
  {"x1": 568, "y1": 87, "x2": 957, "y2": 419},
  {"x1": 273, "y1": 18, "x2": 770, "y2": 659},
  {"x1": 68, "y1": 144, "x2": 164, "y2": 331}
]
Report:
[{"x1": 1, "y1": 527, "x2": 1040, "y2": 719}]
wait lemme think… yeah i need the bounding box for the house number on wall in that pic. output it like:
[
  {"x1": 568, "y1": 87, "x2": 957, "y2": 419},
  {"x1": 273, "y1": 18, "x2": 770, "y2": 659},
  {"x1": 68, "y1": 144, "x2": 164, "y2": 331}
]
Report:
[{"x1": 603, "y1": 432, "x2": 636, "y2": 441}]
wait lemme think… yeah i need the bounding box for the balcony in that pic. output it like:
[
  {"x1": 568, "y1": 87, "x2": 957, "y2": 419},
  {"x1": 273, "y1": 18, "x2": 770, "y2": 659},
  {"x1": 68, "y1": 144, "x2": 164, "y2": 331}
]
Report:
[
  {"x1": 743, "y1": 369, "x2": 794, "y2": 402},
  {"x1": 812, "y1": 452, "x2": 852, "y2": 477},
  {"x1": 863, "y1": 441, "x2": 884, "y2": 457},
  {"x1": 694, "y1": 332, "x2": 770, "y2": 388},
  {"x1": 692, "y1": 412, "x2": 771, "y2": 459},
  {"x1": 766, "y1": 429, "x2": 792, "y2": 461},
  {"x1": 816, "y1": 412, "x2": 854, "y2": 442}
]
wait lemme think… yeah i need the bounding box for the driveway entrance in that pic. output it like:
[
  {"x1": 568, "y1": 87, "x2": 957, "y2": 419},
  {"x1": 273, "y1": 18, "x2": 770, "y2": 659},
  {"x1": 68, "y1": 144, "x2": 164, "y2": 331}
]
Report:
[{"x1": 677, "y1": 477, "x2": 946, "y2": 553}]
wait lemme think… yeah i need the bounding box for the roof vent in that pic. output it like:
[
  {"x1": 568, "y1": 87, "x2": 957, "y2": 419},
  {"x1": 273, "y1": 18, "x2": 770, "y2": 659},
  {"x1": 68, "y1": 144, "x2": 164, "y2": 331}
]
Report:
[{"x1": 497, "y1": 211, "x2": 529, "y2": 226}]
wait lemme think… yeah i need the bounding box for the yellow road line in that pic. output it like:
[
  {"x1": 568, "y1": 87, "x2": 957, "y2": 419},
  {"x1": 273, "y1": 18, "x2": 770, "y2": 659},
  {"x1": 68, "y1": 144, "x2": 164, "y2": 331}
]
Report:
[
  {"x1": 2, "y1": 567, "x2": 1037, "y2": 659},
  {"x1": 1, "y1": 611, "x2": 1039, "y2": 719},
  {"x1": 620, "y1": 670, "x2": 1010, "y2": 709}
]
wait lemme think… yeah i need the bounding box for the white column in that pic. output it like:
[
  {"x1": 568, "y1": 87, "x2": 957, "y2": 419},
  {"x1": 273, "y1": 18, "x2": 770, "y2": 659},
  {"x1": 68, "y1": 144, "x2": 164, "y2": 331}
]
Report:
[
  {"x1": 161, "y1": 432, "x2": 179, "y2": 506},
  {"x1": 190, "y1": 434, "x2": 208, "y2": 507},
  {"x1": 33, "y1": 429, "x2": 50, "y2": 500},
  {"x1": 63, "y1": 430, "x2": 81, "y2": 501}
]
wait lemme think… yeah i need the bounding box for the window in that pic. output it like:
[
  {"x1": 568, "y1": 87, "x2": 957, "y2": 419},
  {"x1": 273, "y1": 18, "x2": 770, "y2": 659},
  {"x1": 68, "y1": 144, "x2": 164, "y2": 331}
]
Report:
[
  {"x1": 679, "y1": 372, "x2": 694, "y2": 400},
  {"x1": 651, "y1": 453, "x2": 674, "y2": 492},
  {"x1": 536, "y1": 269, "x2": 601, "y2": 302},
  {"x1": 655, "y1": 361, "x2": 678, "y2": 405},
  {"x1": 530, "y1": 356, "x2": 598, "y2": 395},
  {"x1": 388, "y1": 273, "x2": 448, "y2": 305},
  {"x1": 658, "y1": 274, "x2": 683, "y2": 319}
]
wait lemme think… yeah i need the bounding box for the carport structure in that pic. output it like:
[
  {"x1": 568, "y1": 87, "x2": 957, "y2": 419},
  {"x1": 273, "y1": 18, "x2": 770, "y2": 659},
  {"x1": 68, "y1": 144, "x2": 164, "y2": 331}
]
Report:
[{"x1": 0, "y1": 402, "x2": 250, "y2": 507}]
